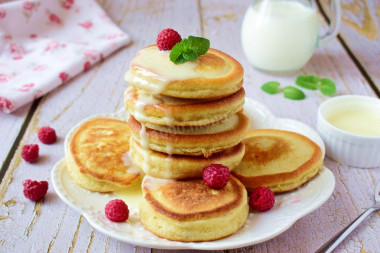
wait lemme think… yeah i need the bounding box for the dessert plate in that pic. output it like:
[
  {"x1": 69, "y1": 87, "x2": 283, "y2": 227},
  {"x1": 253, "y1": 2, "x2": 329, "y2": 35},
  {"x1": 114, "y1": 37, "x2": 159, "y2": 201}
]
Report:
[{"x1": 51, "y1": 98, "x2": 335, "y2": 250}]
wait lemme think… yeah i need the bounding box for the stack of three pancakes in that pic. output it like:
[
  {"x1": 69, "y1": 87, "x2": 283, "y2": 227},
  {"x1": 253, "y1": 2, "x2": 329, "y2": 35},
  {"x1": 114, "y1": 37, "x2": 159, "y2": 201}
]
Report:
[{"x1": 124, "y1": 45, "x2": 250, "y2": 241}]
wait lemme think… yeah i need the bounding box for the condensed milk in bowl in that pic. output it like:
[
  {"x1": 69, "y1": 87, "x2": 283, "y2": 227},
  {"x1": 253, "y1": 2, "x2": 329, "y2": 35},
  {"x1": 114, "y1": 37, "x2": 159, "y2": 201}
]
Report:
[
  {"x1": 241, "y1": 0, "x2": 341, "y2": 73},
  {"x1": 317, "y1": 95, "x2": 380, "y2": 168}
]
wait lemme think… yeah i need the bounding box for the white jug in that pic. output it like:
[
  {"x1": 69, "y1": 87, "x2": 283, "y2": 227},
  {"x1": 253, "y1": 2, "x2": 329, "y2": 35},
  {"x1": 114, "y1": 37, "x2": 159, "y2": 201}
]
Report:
[{"x1": 241, "y1": 0, "x2": 341, "y2": 73}]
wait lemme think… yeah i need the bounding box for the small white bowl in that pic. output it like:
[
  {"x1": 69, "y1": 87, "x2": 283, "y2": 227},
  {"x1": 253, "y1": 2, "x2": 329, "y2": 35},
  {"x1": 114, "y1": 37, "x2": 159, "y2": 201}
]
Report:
[{"x1": 317, "y1": 95, "x2": 380, "y2": 168}]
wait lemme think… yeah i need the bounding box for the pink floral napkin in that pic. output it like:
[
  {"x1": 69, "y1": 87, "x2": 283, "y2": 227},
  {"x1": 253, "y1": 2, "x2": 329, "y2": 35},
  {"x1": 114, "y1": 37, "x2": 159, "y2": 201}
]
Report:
[{"x1": 0, "y1": 0, "x2": 131, "y2": 113}]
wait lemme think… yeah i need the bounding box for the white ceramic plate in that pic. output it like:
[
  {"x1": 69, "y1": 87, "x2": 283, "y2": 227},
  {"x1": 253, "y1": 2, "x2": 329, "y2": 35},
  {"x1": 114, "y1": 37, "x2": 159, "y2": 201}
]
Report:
[{"x1": 51, "y1": 98, "x2": 335, "y2": 250}]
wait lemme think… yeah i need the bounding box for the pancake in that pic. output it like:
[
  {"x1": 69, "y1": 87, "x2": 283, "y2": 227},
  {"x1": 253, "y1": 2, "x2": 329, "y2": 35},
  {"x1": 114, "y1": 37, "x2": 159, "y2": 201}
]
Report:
[
  {"x1": 139, "y1": 175, "x2": 249, "y2": 242},
  {"x1": 124, "y1": 86, "x2": 245, "y2": 126},
  {"x1": 231, "y1": 129, "x2": 323, "y2": 193},
  {"x1": 130, "y1": 138, "x2": 245, "y2": 179},
  {"x1": 65, "y1": 117, "x2": 142, "y2": 192},
  {"x1": 125, "y1": 45, "x2": 244, "y2": 99},
  {"x1": 128, "y1": 112, "x2": 250, "y2": 157}
]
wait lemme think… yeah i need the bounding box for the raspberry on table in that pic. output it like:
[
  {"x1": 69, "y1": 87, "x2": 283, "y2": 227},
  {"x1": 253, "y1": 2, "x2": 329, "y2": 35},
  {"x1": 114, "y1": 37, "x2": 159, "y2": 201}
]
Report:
[
  {"x1": 249, "y1": 186, "x2": 275, "y2": 212},
  {"x1": 38, "y1": 126, "x2": 57, "y2": 144},
  {"x1": 105, "y1": 199, "x2": 129, "y2": 222},
  {"x1": 202, "y1": 164, "x2": 230, "y2": 189},
  {"x1": 157, "y1": 28, "x2": 182, "y2": 51},
  {"x1": 23, "y1": 180, "x2": 48, "y2": 201},
  {"x1": 22, "y1": 144, "x2": 39, "y2": 163}
]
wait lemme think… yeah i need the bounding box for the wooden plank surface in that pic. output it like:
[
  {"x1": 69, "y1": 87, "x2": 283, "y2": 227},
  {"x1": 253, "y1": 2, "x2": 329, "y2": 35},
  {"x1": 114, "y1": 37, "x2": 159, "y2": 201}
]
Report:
[
  {"x1": 0, "y1": 0, "x2": 200, "y2": 252},
  {"x1": 0, "y1": 0, "x2": 379, "y2": 252},
  {"x1": 320, "y1": 0, "x2": 380, "y2": 92},
  {"x1": 200, "y1": 1, "x2": 380, "y2": 252},
  {"x1": 0, "y1": 105, "x2": 30, "y2": 171}
]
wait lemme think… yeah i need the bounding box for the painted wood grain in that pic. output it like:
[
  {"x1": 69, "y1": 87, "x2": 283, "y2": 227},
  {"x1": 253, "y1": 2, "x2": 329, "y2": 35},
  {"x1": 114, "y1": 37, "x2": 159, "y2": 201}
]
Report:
[
  {"x1": 0, "y1": 0, "x2": 200, "y2": 252},
  {"x1": 320, "y1": 0, "x2": 380, "y2": 91},
  {"x1": 0, "y1": 105, "x2": 30, "y2": 171},
  {"x1": 199, "y1": 0, "x2": 380, "y2": 252}
]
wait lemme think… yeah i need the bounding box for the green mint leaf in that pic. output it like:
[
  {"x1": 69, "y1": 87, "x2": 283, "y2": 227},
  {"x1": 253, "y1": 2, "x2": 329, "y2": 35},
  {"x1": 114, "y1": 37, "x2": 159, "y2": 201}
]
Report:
[
  {"x1": 169, "y1": 42, "x2": 185, "y2": 64},
  {"x1": 183, "y1": 50, "x2": 198, "y2": 61},
  {"x1": 169, "y1": 36, "x2": 210, "y2": 64},
  {"x1": 188, "y1": 36, "x2": 210, "y2": 55},
  {"x1": 295, "y1": 75, "x2": 320, "y2": 90},
  {"x1": 174, "y1": 55, "x2": 187, "y2": 64},
  {"x1": 283, "y1": 86, "x2": 306, "y2": 100},
  {"x1": 261, "y1": 81, "x2": 280, "y2": 94},
  {"x1": 319, "y1": 78, "x2": 336, "y2": 95}
]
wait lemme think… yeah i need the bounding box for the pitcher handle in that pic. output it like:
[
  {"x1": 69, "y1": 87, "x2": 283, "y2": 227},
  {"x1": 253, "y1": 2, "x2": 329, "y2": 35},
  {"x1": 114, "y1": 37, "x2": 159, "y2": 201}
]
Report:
[{"x1": 318, "y1": 0, "x2": 341, "y2": 47}]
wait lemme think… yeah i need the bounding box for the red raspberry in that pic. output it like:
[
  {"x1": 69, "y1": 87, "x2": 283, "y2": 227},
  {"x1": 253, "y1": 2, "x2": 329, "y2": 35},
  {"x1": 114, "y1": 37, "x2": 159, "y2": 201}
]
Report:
[
  {"x1": 156, "y1": 28, "x2": 182, "y2": 51},
  {"x1": 22, "y1": 144, "x2": 39, "y2": 163},
  {"x1": 83, "y1": 61, "x2": 91, "y2": 71},
  {"x1": 23, "y1": 180, "x2": 48, "y2": 201},
  {"x1": 38, "y1": 126, "x2": 57, "y2": 144},
  {"x1": 59, "y1": 72, "x2": 69, "y2": 82},
  {"x1": 202, "y1": 164, "x2": 230, "y2": 189},
  {"x1": 249, "y1": 186, "x2": 275, "y2": 212},
  {"x1": 105, "y1": 199, "x2": 129, "y2": 222}
]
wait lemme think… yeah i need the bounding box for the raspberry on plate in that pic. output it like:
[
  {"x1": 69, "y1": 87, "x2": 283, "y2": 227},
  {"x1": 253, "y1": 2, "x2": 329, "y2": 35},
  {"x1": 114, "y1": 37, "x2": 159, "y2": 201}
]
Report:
[
  {"x1": 38, "y1": 126, "x2": 57, "y2": 144},
  {"x1": 249, "y1": 186, "x2": 275, "y2": 212},
  {"x1": 157, "y1": 28, "x2": 182, "y2": 51},
  {"x1": 105, "y1": 199, "x2": 129, "y2": 222},
  {"x1": 22, "y1": 144, "x2": 39, "y2": 163},
  {"x1": 202, "y1": 164, "x2": 230, "y2": 189},
  {"x1": 23, "y1": 180, "x2": 48, "y2": 201}
]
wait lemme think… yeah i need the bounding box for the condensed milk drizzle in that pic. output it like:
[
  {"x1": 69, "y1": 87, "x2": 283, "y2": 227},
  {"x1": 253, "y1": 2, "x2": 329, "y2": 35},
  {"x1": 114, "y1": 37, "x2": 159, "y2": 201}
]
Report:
[
  {"x1": 131, "y1": 88, "x2": 162, "y2": 122},
  {"x1": 125, "y1": 46, "x2": 209, "y2": 172},
  {"x1": 122, "y1": 151, "x2": 142, "y2": 175},
  {"x1": 144, "y1": 175, "x2": 175, "y2": 191},
  {"x1": 139, "y1": 124, "x2": 149, "y2": 149},
  {"x1": 126, "y1": 46, "x2": 203, "y2": 94}
]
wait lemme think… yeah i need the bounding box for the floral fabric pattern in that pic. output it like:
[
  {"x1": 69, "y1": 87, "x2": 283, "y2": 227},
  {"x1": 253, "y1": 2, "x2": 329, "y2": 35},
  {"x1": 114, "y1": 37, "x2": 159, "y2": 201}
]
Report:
[{"x1": 0, "y1": 0, "x2": 130, "y2": 113}]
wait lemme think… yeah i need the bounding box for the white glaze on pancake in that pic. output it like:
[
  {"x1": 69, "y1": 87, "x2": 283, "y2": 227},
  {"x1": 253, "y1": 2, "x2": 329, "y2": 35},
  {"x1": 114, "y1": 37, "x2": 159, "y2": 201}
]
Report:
[{"x1": 125, "y1": 46, "x2": 203, "y2": 94}]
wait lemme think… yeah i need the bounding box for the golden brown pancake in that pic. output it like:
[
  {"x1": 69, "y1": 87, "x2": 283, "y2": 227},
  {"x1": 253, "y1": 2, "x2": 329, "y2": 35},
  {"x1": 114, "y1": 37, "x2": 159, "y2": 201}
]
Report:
[
  {"x1": 139, "y1": 175, "x2": 249, "y2": 242},
  {"x1": 65, "y1": 117, "x2": 142, "y2": 192},
  {"x1": 125, "y1": 45, "x2": 244, "y2": 99},
  {"x1": 130, "y1": 138, "x2": 245, "y2": 179},
  {"x1": 231, "y1": 129, "x2": 323, "y2": 193},
  {"x1": 124, "y1": 86, "x2": 245, "y2": 126},
  {"x1": 128, "y1": 112, "x2": 250, "y2": 157}
]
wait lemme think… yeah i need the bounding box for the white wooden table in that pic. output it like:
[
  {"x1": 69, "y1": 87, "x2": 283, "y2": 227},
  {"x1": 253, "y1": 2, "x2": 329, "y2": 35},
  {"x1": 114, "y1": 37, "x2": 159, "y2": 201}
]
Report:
[{"x1": 1, "y1": 0, "x2": 380, "y2": 252}]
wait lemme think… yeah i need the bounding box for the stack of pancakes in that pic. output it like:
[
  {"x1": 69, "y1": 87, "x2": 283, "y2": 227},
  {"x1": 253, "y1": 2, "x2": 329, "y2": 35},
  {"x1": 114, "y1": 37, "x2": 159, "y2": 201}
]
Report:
[
  {"x1": 64, "y1": 44, "x2": 324, "y2": 243},
  {"x1": 124, "y1": 45, "x2": 250, "y2": 241}
]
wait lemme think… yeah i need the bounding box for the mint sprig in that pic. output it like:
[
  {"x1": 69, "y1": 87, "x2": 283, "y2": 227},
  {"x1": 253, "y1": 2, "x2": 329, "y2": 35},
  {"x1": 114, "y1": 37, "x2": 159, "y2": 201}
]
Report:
[
  {"x1": 261, "y1": 75, "x2": 336, "y2": 100},
  {"x1": 170, "y1": 36, "x2": 210, "y2": 64},
  {"x1": 295, "y1": 75, "x2": 319, "y2": 90},
  {"x1": 319, "y1": 78, "x2": 336, "y2": 95},
  {"x1": 261, "y1": 81, "x2": 305, "y2": 100},
  {"x1": 283, "y1": 86, "x2": 306, "y2": 100},
  {"x1": 295, "y1": 75, "x2": 336, "y2": 95},
  {"x1": 261, "y1": 81, "x2": 280, "y2": 94}
]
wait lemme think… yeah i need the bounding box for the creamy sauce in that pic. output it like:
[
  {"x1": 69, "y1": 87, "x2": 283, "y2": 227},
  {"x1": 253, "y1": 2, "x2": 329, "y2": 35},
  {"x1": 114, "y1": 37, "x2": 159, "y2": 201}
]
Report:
[
  {"x1": 129, "y1": 87, "x2": 163, "y2": 123},
  {"x1": 113, "y1": 181, "x2": 143, "y2": 209},
  {"x1": 127, "y1": 86, "x2": 219, "y2": 127},
  {"x1": 125, "y1": 46, "x2": 203, "y2": 94},
  {"x1": 134, "y1": 89, "x2": 161, "y2": 110},
  {"x1": 143, "y1": 176, "x2": 174, "y2": 191},
  {"x1": 121, "y1": 151, "x2": 142, "y2": 175},
  {"x1": 326, "y1": 107, "x2": 380, "y2": 136}
]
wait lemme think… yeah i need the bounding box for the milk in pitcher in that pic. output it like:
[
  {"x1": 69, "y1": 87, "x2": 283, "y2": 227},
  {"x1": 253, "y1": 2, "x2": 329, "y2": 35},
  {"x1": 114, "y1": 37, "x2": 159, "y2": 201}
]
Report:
[{"x1": 241, "y1": 0, "x2": 319, "y2": 73}]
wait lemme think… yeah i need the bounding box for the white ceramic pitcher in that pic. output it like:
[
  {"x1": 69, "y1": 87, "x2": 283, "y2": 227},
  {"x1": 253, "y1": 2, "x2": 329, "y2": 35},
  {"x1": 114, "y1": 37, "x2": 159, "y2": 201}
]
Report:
[{"x1": 241, "y1": 0, "x2": 341, "y2": 73}]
